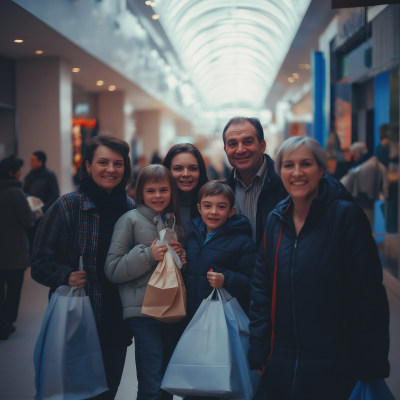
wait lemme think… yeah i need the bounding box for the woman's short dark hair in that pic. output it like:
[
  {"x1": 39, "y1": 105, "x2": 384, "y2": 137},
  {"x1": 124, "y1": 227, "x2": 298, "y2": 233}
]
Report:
[
  {"x1": 163, "y1": 143, "x2": 209, "y2": 218},
  {"x1": 222, "y1": 117, "x2": 264, "y2": 144},
  {"x1": 198, "y1": 181, "x2": 235, "y2": 208},
  {"x1": 80, "y1": 134, "x2": 132, "y2": 190},
  {"x1": 0, "y1": 155, "x2": 24, "y2": 180}
]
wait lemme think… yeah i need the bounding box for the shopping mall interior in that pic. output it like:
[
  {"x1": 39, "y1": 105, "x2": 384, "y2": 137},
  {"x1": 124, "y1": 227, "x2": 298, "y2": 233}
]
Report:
[{"x1": 0, "y1": 0, "x2": 400, "y2": 399}]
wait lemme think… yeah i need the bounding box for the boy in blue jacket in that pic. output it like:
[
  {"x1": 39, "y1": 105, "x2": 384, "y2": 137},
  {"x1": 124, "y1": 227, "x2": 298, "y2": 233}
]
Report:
[{"x1": 184, "y1": 180, "x2": 258, "y2": 324}]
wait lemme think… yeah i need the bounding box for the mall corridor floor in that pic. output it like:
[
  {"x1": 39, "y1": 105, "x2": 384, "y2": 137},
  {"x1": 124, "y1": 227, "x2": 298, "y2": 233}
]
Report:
[{"x1": 0, "y1": 269, "x2": 399, "y2": 400}]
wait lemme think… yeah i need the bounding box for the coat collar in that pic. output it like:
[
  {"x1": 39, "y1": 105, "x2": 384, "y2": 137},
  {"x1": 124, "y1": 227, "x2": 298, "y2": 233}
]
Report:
[
  {"x1": 226, "y1": 154, "x2": 281, "y2": 193},
  {"x1": 76, "y1": 185, "x2": 97, "y2": 211}
]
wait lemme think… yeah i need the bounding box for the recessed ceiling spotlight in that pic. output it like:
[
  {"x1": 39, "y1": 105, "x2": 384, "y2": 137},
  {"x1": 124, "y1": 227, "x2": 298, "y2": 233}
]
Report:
[
  {"x1": 288, "y1": 77, "x2": 295, "y2": 83},
  {"x1": 293, "y1": 73, "x2": 299, "y2": 79},
  {"x1": 72, "y1": 68, "x2": 80, "y2": 73},
  {"x1": 108, "y1": 85, "x2": 116, "y2": 91},
  {"x1": 304, "y1": 64, "x2": 310, "y2": 69},
  {"x1": 96, "y1": 80, "x2": 104, "y2": 86},
  {"x1": 35, "y1": 50, "x2": 44, "y2": 54},
  {"x1": 299, "y1": 64, "x2": 304, "y2": 69},
  {"x1": 151, "y1": 1, "x2": 157, "y2": 5},
  {"x1": 152, "y1": 14, "x2": 160, "y2": 20},
  {"x1": 14, "y1": 39, "x2": 23, "y2": 43},
  {"x1": 145, "y1": 0, "x2": 152, "y2": 4}
]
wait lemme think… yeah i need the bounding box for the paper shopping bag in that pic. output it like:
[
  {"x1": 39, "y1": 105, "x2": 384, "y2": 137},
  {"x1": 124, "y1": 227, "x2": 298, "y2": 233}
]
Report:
[
  {"x1": 161, "y1": 289, "x2": 243, "y2": 398},
  {"x1": 33, "y1": 285, "x2": 108, "y2": 400},
  {"x1": 141, "y1": 249, "x2": 186, "y2": 323}
]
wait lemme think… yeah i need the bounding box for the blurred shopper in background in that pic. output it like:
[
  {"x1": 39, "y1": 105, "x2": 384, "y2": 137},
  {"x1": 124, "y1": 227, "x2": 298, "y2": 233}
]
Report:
[
  {"x1": 23, "y1": 151, "x2": 59, "y2": 214},
  {"x1": 0, "y1": 155, "x2": 36, "y2": 340},
  {"x1": 389, "y1": 126, "x2": 399, "y2": 173},
  {"x1": 151, "y1": 151, "x2": 162, "y2": 165},
  {"x1": 377, "y1": 124, "x2": 391, "y2": 169},
  {"x1": 31, "y1": 135, "x2": 135, "y2": 399},
  {"x1": 223, "y1": 117, "x2": 286, "y2": 246},
  {"x1": 132, "y1": 155, "x2": 148, "y2": 188},
  {"x1": 325, "y1": 130, "x2": 348, "y2": 180},
  {"x1": 163, "y1": 143, "x2": 209, "y2": 243},
  {"x1": 23, "y1": 151, "x2": 60, "y2": 256},
  {"x1": 248, "y1": 136, "x2": 390, "y2": 400},
  {"x1": 341, "y1": 142, "x2": 388, "y2": 227}
]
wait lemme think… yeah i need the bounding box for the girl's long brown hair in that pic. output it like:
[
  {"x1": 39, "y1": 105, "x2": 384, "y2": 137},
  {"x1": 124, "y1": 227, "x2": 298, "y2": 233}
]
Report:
[{"x1": 134, "y1": 164, "x2": 183, "y2": 239}]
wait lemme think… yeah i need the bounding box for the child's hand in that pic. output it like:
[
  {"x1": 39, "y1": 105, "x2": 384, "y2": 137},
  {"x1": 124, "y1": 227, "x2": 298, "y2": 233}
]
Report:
[
  {"x1": 151, "y1": 239, "x2": 168, "y2": 262},
  {"x1": 207, "y1": 269, "x2": 224, "y2": 288},
  {"x1": 168, "y1": 241, "x2": 182, "y2": 253}
]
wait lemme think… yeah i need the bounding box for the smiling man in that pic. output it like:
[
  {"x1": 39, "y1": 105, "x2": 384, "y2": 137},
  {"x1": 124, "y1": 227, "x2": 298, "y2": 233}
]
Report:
[{"x1": 224, "y1": 117, "x2": 287, "y2": 246}]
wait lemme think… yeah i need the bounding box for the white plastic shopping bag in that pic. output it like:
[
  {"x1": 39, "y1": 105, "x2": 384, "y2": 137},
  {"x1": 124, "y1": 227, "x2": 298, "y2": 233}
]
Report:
[
  {"x1": 33, "y1": 257, "x2": 108, "y2": 400},
  {"x1": 161, "y1": 288, "x2": 259, "y2": 399}
]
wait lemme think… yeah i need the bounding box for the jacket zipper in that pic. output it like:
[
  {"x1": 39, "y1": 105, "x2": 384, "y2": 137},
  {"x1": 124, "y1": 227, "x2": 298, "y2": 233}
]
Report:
[{"x1": 291, "y1": 239, "x2": 299, "y2": 400}]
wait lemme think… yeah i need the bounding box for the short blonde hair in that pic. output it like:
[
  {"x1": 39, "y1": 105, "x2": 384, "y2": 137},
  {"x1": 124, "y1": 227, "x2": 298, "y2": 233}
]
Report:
[{"x1": 275, "y1": 136, "x2": 328, "y2": 176}]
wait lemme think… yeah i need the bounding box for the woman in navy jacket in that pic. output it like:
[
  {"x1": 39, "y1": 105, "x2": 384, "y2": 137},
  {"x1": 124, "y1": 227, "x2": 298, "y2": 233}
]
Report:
[
  {"x1": 248, "y1": 137, "x2": 390, "y2": 400},
  {"x1": 185, "y1": 213, "x2": 257, "y2": 322}
]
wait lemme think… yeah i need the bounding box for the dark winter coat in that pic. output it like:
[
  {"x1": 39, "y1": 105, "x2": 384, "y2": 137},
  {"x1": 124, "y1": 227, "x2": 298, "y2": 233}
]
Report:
[
  {"x1": 225, "y1": 154, "x2": 287, "y2": 247},
  {"x1": 248, "y1": 174, "x2": 390, "y2": 400},
  {"x1": 23, "y1": 166, "x2": 59, "y2": 213},
  {"x1": 185, "y1": 214, "x2": 258, "y2": 323},
  {"x1": 0, "y1": 180, "x2": 35, "y2": 270}
]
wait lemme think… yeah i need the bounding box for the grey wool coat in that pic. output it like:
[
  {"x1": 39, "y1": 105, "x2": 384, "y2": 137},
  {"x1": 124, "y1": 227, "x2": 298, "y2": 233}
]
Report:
[
  {"x1": 105, "y1": 204, "x2": 181, "y2": 320},
  {"x1": 0, "y1": 180, "x2": 35, "y2": 270}
]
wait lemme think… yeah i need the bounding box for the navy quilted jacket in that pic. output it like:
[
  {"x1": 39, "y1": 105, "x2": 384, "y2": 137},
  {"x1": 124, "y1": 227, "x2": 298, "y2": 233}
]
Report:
[
  {"x1": 248, "y1": 174, "x2": 390, "y2": 400},
  {"x1": 184, "y1": 214, "x2": 258, "y2": 323}
]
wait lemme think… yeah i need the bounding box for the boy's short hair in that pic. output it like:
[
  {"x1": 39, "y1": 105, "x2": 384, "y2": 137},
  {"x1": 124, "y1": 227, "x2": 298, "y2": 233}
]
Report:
[{"x1": 198, "y1": 181, "x2": 235, "y2": 208}]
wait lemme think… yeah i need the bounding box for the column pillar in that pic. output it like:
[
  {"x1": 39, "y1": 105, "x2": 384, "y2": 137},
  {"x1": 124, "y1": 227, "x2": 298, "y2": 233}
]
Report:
[
  {"x1": 16, "y1": 57, "x2": 73, "y2": 195},
  {"x1": 98, "y1": 91, "x2": 126, "y2": 140},
  {"x1": 175, "y1": 119, "x2": 192, "y2": 137},
  {"x1": 134, "y1": 110, "x2": 161, "y2": 162}
]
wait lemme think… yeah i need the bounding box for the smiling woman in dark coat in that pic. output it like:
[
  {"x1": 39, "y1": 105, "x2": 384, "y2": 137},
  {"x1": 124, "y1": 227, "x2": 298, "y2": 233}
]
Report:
[{"x1": 248, "y1": 136, "x2": 390, "y2": 400}]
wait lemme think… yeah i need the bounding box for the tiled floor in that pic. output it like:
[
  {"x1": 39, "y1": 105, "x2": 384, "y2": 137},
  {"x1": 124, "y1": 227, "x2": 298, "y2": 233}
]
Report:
[{"x1": 0, "y1": 268, "x2": 399, "y2": 400}]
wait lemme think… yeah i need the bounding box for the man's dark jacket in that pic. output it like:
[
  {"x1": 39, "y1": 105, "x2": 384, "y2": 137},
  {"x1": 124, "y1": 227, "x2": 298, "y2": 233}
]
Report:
[
  {"x1": 23, "y1": 166, "x2": 59, "y2": 213},
  {"x1": 248, "y1": 174, "x2": 390, "y2": 400},
  {"x1": 184, "y1": 214, "x2": 257, "y2": 324},
  {"x1": 225, "y1": 154, "x2": 287, "y2": 246}
]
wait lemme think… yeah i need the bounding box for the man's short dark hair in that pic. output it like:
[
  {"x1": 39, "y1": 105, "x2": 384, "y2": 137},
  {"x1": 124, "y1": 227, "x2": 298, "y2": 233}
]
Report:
[
  {"x1": 198, "y1": 181, "x2": 235, "y2": 208},
  {"x1": 33, "y1": 151, "x2": 47, "y2": 166},
  {"x1": 222, "y1": 117, "x2": 264, "y2": 144}
]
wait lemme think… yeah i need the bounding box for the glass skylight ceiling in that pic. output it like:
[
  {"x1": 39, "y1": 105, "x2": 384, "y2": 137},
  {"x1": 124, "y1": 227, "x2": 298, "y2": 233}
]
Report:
[{"x1": 154, "y1": 0, "x2": 311, "y2": 111}]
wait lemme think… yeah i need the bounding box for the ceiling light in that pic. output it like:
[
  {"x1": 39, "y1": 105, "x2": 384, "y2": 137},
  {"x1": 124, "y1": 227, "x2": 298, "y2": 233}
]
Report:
[
  {"x1": 14, "y1": 39, "x2": 23, "y2": 43},
  {"x1": 293, "y1": 73, "x2": 299, "y2": 79},
  {"x1": 304, "y1": 64, "x2": 310, "y2": 69},
  {"x1": 151, "y1": 1, "x2": 157, "y2": 5},
  {"x1": 72, "y1": 68, "x2": 80, "y2": 73},
  {"x1": 152, "y1": 14, "x2": 160, "y2": 20},
  {"x1": 96, "y1": 80, "x2": 104, "y2": 86},
  {"x1": 288, "y1": 77, "x2": 295, "y2": 83},
  {"x1": 108, "y1": 85, "x2": 116, "y2": 91},
  {"x1": 299, "y1": 64, "x2": 304, "y2": 69},
  {"x1": 145, "y1": 0, "x2": 152, "y2": 4},
  {"x1": 35, "y1": 50, "x2": 44, "y2": 54}
]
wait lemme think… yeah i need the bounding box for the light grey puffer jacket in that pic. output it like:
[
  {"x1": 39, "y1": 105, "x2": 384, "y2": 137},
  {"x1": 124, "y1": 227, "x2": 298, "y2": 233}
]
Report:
[{"x1": 105, "y1": 204, "x2": 180, "y2": 320}]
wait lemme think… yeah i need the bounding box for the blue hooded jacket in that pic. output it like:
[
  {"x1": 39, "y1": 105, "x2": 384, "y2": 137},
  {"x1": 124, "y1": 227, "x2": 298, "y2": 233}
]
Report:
[
  {"x1": 184, "y1": 214, "x2": 258, "y2": 322},
  {"x1": 248, "y1": 174, "x2": 390, "y2": 400}
]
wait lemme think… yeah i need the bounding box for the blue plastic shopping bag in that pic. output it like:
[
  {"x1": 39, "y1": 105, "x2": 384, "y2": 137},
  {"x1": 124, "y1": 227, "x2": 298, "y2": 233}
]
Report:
[
  {"x1": 349, "y1": 380, "x2": 396, "y2": 400},
  {"x1": 161, "y1": 289, "x2": 243, "y2": 398},
  {"x1": 219, "y1": 288, "x2": 261, "y2": 400},
  {"x1": 33, "y1": 280, "x2": 108, "y2": 400}
]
